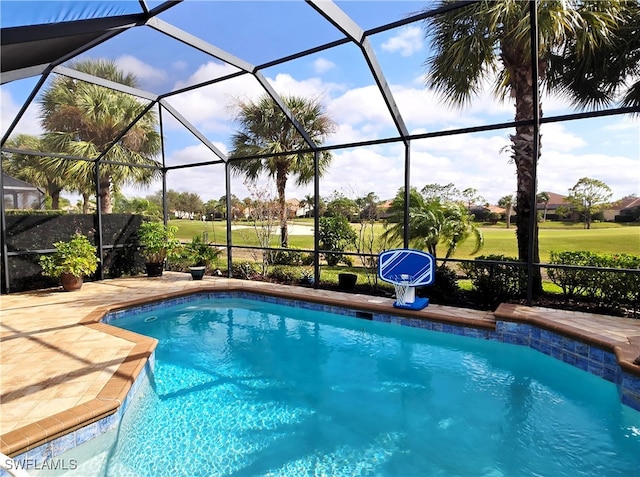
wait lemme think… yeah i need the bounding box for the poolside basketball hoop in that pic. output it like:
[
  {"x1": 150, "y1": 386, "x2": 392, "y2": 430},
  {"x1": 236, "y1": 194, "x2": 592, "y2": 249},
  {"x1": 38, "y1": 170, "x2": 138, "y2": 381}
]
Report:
[{"x1": 379, "y1": 249, "x2": 435, "y2": 310}]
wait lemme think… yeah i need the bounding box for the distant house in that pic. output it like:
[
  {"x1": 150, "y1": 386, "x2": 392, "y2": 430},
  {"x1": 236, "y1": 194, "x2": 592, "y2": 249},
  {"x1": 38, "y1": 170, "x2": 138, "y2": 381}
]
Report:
[
  {"x1": 603, "y1": 196, "x2": 640, "y2": 222},
  {"x1": 2, "y1": 173, "x2": 45, "y2": 210},
  {"x1": 286, "y1": 198, "x2": 305, "y2": 218},
  {"x1": 536, "y1": 192, "x2": 573, "y2": 220}
]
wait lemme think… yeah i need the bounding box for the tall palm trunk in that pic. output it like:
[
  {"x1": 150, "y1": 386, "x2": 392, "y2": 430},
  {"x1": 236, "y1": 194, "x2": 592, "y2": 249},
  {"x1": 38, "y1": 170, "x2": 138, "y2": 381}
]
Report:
[
  {"x1": 82, "y1": 192, "x2": 91, "y2": 214},
  {"x1": 99, "y1": 174, "x2": 113, "y2": 214},
  {"x1": 276, "y1": 164, "x2": 288, "y2": 248},
  {"x1": 509, "y1": 61, "x2": 543, "y2": 295},
  {"x1": 48, "y1": 184, "x2": 61, "y2": 210}
]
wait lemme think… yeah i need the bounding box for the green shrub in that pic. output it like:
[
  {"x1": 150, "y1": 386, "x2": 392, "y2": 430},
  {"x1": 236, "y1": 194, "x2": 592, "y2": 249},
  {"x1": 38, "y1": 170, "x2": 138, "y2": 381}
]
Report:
[
  {"x1": 268, "y1": 248, "x2": 305, "y2": 266},
  {"x1": 423, "y1": 265, "x2": 460, "y2": 303},
  {"x1": 268, "y1": 265, "x2": 301, "y2": 283},
  {"x1": 547, "y1": 251, "x2": 600, "y2": 298},
  {"x1": 231, "y1": 261, "x2": 258, "y2": 280},
  {"x1": 459, "y1": 254, "x2": 526, "y2": 307},
  {"x1": 548, "y1": 251, "x2": 640, "y2": 305},
  {"x1": 318, "y1": 216, "x2": 357, "y2": 266}
]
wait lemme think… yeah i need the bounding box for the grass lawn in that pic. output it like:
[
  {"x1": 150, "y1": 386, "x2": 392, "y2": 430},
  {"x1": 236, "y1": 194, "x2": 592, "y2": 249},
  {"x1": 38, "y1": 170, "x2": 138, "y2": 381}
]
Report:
[{"x1": 169, "y1": 219, "x2": 640, "y2": 262}]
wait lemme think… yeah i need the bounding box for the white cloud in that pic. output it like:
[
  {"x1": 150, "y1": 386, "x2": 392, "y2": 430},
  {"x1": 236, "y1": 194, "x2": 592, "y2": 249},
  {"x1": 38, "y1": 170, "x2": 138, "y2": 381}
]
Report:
[
  {"x1": 540, "y1": 123, "x2": 587, "y2": 152},
  {"x1": 115, "y1": 55, "x2": 167, "y2": 85},
  {"x1": 0, "y1": 89, "x2": 42, "y2": 138},
  {"x1": 381, "y1": 27, "x2": 424, "y2": 57},
  {"x1": 172, "y1": 60, "x2": 188, "y2": 71},
  {"x1": 312, "y1": 58, "x2": 336, "y2": 74},
  {"x1": 162, "y1": 143, "x2": 229, "y2": 201}
]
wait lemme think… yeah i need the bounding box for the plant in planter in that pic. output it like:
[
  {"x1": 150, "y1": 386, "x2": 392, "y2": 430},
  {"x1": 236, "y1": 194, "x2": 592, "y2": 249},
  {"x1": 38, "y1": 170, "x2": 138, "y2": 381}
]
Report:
[
  {"x1": 184, "y1": 234, "x2": 221, "y2": 280},
  {"x1": 137, "y1": 221, "x2": 181, "y2": 277},
  {"x1": 39, "y1": 233, "x2": 99, "y2": 291}
]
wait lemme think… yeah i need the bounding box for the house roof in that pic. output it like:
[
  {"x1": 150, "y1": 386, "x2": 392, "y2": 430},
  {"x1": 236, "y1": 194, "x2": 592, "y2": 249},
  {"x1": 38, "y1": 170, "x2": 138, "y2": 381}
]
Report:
[
  {"x1": 2, "y1": 172, "x2": 42, "y2": 191},
  {"x1": 536, "y1": 192, "x2": 570, "y2": 208},
  {"x1": 616, "y1": 196, "x2": 640, "y2": 211}
]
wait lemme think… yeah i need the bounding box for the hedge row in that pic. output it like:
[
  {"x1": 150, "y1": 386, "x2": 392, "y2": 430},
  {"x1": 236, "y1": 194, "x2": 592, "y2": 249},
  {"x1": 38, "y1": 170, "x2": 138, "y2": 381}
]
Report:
[
  {"x1": 459, "y1": 255, "x2": 526, "y2": 308},
  {"x1": 548, "y1": 251, "x2": 640, "y2": 304}
]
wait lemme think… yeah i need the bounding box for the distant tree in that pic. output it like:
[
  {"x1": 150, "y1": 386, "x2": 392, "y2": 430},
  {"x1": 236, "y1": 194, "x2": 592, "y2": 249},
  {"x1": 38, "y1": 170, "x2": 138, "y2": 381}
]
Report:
[
  {"x1": 498, "y1": 195, "x2": 515, "y2": 229},
  {"x1": 113, "y1": 192, "x2": 162, "y2": 218},
  {"x1": 3, "y1": 134, "x2": 66, "y2": 209},
  {"x1": 461, "y1": 187, "x2": 485, "y2": 209},
  {"x1": 537, "y1": 191, "x2": 551, "y2": 221},
  {"x1": 566, "y1": 177, "x2": 613, "y2": 229},
  {"x1": 421, "y1": 183, "x2": 459, "y2": 202},
  {"x1": 203, "y1": 199, "x2": 219, "y2": 219},
  {"x1": 356, "y1": 191, "x2": 380, "y2": 220},
  {"x1": 325, "y1": 191, "x2": 358, "y2": 220},
  {"x1": 229, "y1": 94, "x2": 336, "y2": 247}
]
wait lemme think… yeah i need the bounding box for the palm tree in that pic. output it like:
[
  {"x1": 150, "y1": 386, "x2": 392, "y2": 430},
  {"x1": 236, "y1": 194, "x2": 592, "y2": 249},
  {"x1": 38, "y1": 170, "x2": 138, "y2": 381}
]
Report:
[
  {"x1": 536, "y1": 191, "x2": 550, "y2": 221},
  {"x1": 383, "y1": 187, "x2": 483, "y2": 261},
  {"x1": 229, "y1": 94, "x2": 336, "y2": 248},
  {"x1": 3, "y1": 134, "x2": 66, "y2": 209},
  {"x1": 422, "y1": 0, "x2": 638, "y2": 294},
  {"x1": 39, "y1": 59, "x2": 162, "y2": 213},
  {"x1": 498, "y1": 194, "x2": 515, "y2": 229}
]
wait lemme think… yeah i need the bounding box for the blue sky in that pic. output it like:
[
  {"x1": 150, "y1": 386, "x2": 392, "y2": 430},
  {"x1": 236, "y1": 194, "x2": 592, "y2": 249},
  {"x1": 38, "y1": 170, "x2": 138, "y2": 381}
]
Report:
[{"x1": 1, "y1": 1, "x2": 638, "y2": 206}]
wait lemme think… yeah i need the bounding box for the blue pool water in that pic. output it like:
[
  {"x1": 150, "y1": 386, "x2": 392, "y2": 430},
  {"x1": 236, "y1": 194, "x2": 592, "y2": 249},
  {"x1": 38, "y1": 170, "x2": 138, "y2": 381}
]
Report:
[{"x1": 59, "y1": 298, "x2": 640, "y2": 476}]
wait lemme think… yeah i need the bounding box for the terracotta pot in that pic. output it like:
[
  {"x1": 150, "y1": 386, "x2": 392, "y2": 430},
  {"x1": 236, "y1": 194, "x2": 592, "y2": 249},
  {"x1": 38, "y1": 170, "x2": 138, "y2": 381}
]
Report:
[
  {"x1": 60, "y1": 273, "x2": 83, "y2": 292},
  {"x1": 145, "y1": 262, "x2": 165, "y2": 277}
]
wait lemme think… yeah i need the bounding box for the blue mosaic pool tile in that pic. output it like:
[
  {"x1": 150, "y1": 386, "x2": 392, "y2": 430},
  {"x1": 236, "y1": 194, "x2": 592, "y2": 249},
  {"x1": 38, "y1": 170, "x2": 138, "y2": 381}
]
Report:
[
  {"x1": 603, "y1": 351, "x2": 618, "y2": 368},
  {"x1": 372, "y1": 314, "x2": 390, "y2": 323},
  {"x1": 530, "y1": 326, "x2": 541, "y2": 340},
  {"x1": 622, "y1": 372, "x2": 640, "y2": 394},
  {"x1": 574, "y1": 341, "x2": 589, "y2": 357},
  {"x1": 25, "y1": 440, "x2": 52, "y2": 466},
  {"x1": 573, "y1": 355, "x2": 590, "y2": 373},
  {"x1": 590, "y1": 347, "x2": 605, "y2": 363},
  {"x1": 75, "y1": 422, "x2": 99, "y2": 446},
  {"x1": 588, "y1": 360, "x2": 606, "y2": 378},
  {"x1": 563, "y1": 352, "x2": 579, "y2": 367},
  {"x1": 98, "y1": 413, "x2": 118, "y2": 434},
  {"x1": 602, "y1": 365, "x2": 618, "y2": 383},
  {"x1": 620, "y1": 373, "x2": 640, "y2": 411},
  {"x1": 50, "y1": 430, "x2": 76, "y2": 456}
]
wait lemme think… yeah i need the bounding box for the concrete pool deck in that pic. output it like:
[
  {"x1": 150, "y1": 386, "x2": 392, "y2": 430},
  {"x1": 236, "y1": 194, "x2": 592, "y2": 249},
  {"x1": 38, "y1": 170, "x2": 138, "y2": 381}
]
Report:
[{"x1": 1, "y1": 272, "x2": 640, "y2": 458}]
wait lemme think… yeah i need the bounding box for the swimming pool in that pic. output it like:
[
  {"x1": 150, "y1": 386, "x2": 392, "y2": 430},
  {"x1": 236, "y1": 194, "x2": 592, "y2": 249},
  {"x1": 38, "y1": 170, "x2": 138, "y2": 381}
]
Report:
[{"x1": 33, "y1": 294, "x2": 640, "y2": 477}]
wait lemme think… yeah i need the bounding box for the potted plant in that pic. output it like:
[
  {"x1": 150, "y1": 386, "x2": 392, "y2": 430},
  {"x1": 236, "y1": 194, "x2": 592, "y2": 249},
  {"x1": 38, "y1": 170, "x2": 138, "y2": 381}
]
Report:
[
  {"x1": 137, "y1": 221, "x2": 181, "y2": 277},
  {"x1": 184, "y1": 234, "x2": 221, "y2": 280},
  {"x1": 39, "y1": 233, "x2": 99, "y2": 291},
  {"x1": 338, "y1": 272, "x2": 357, "y2": 290}
]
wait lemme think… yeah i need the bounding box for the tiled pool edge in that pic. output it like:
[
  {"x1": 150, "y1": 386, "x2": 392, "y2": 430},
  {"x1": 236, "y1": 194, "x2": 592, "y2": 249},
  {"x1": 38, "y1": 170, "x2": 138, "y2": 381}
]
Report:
[{"x1": 4, "y1": 286, "x2": 639, "y2": 470}]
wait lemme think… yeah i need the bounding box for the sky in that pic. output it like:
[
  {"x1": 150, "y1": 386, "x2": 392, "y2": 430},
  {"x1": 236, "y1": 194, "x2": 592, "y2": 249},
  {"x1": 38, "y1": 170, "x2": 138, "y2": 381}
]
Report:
[{"x1": 1, "y1": 0, "x2": 638, "y2": 207}]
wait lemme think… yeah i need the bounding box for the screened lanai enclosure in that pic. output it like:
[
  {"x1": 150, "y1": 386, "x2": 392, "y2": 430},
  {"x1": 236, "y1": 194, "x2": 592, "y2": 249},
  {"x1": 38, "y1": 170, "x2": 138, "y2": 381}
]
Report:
[{"x1": 1, "y1": 1, "x2": 638, "y2": 304}]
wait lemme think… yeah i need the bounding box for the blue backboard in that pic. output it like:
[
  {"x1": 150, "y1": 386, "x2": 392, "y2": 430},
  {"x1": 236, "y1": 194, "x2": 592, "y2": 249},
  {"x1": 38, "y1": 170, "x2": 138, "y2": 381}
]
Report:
[{"x1": 378, "y1": 249, "x2": 435, "y2": 286}]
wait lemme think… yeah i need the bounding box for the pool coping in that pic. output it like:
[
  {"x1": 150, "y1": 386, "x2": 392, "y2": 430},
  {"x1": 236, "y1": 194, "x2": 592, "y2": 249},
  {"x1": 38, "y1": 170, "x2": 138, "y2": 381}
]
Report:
[{"x1": 2, "y1": 277, "x2": 640, "y2": 460}]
